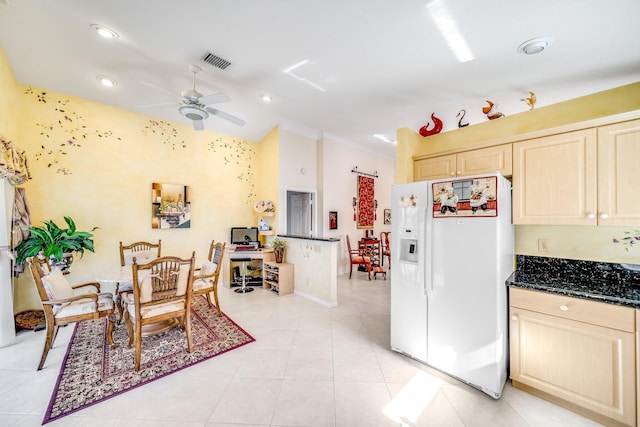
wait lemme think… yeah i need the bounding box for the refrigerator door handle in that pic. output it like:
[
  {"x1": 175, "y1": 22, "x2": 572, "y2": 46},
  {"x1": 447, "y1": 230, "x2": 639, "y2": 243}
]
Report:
[{"x1": 424, "y1": 206, "x2": 433, "y2": 299}]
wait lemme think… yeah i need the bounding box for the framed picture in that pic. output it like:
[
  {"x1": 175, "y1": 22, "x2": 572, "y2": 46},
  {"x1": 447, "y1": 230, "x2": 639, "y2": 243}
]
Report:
[
  {"x1": 329, "y1": 211, "x2": 338, "y2": 230},
  {"x1": 383, "y1": 208, "x2": 391, "y2": 225}
]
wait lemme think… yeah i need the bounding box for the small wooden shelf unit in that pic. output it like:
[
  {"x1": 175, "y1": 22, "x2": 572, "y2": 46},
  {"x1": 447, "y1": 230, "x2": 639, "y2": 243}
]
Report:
[{"x1": 263, "y1": 261, "x2": 293, "y2": 296}]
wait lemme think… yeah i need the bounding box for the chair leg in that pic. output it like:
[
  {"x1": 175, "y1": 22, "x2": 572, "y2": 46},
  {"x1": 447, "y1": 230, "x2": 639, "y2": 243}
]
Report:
[
  {"x1": 349, "y1": 263, "x2": 353, "y2": 279},
  {"x1": 213, "y1": 285, "x2": 221, "y2": 316},
  {"x1": 124, "y1": 311, "x2": 134, "y2": 348},
  {"x1": 185, "y1": 312, "x2": 193, "y2": 353},
  {"x1": 106, "y1": 313, "x2": 117, "y2": 349},
  {"x1": 204, "y1": 292, "x2": 213, "y2": 308},
  {"x1": 38, "y1": 324, "x2": 57, "y2": 370},
  {"x1": 134, "y1": 323, "x2": 142, "y2": 371}
]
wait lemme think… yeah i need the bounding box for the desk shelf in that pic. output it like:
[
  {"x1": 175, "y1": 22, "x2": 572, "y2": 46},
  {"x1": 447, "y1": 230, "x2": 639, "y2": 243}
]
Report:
[{"x1": 263, "y1": 261, "x2": 293, "y2": 296}]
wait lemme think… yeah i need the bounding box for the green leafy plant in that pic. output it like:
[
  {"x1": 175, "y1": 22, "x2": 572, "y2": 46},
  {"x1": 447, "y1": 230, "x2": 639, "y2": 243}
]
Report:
[
  {"x1": 15, "y1": 216, "x2": 99, "y2": 265},
  {"x1": 270, "y1": 237, "x2": 287, "y2": 249}
]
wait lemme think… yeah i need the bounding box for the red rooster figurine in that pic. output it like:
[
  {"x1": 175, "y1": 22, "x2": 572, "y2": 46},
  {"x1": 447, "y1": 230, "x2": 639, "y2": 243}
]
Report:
[{"x1": 419, "y1": 113, "x2": 443, "y2": 137}]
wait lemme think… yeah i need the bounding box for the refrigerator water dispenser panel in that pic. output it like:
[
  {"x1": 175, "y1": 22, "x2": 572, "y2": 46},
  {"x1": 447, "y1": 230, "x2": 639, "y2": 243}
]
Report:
[{"x1": 399, "y1": 238, "x2": 419, "y2": 263}]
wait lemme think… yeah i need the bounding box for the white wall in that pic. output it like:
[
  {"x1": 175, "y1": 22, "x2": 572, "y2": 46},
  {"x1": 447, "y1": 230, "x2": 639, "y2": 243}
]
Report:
[
  {"x1": 319, "y1": 134, "x2": 395, "y2": 275},
  {"x1": 274, "y1": 126, "x2": 396, "y2": 277}
]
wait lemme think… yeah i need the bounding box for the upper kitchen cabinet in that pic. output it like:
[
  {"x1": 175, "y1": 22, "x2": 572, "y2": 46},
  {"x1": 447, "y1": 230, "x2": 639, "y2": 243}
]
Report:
[
  {"x1": 513, "y1": 119, "x2": 640, "y2": 225},
  {"x1": 597, "y1": 119, "x2": 640, "y2": 226},
  {"x1": 414, "y1": 144, "x2": 512, "y2": 182}
]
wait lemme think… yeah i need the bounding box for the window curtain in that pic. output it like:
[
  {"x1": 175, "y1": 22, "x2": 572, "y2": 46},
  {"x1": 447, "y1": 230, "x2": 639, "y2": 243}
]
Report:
[{"x1": 356, "y1": 175, "x2": 374, "y2": 229}]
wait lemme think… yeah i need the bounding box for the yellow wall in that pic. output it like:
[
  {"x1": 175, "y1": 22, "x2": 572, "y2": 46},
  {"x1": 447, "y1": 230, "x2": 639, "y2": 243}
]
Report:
[
  {"x1": 0, "y1": 46, "x2": 19, "y2": 138},
  {"x1": 255, "y1": 125, "x2": 280, "y2": 244},
  {"x1": 396, "y1": 82, "x2": 640, "y2": 264},
  {"x1": 0, "y1": 45, "x2": 265, "y2": 311}
]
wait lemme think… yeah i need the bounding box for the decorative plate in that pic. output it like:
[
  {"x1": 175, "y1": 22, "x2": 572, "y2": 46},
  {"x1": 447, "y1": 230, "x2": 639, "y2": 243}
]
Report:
[
  {"x1": 264, "y1": 200, "x2": 274, "y2": 212},
  {"x1": 254, "y1": 200, "x2": 266, "y2": 212}
]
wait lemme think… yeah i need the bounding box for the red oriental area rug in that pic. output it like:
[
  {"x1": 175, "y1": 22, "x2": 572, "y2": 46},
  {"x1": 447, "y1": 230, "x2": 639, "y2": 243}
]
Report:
[{"x1": 43, "y1": 296, "x2": 255, "y2": 424}]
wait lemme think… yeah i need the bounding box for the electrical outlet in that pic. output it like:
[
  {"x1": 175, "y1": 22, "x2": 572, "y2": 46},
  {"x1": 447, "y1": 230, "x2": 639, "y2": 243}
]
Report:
[{"x1": 538, "y1": 239, "x2": 549, "y2": 252}]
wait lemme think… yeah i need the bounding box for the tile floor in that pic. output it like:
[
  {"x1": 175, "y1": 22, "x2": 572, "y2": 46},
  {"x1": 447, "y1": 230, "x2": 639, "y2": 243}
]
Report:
[{"x1": 0, "y1": 273, "x2": 603, "y2": 426}]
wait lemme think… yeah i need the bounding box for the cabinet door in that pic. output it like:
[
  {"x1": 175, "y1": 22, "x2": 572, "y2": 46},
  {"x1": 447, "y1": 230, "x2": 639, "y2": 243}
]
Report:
[
  {"x1": 456, "y1": 144, "x2": 512, "y2": 177},
  {"x1": 513, "y1": 129, "x2": 597, "y2": 225},
  {"x1": 414, "y1": 154, "x2": 456, "y2": 181},
  {"x1": 597, "y1": 119, "x2": 640, "y2": 226},
  {"x1": 510, "y1": 307, "x2": 636, "y2": 426}
]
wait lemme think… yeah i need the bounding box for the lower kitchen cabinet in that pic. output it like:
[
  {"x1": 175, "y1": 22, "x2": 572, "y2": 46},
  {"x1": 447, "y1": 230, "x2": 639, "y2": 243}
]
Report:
[{"x1": 509, "y1": 287, "x2": 636, "y2": 426}]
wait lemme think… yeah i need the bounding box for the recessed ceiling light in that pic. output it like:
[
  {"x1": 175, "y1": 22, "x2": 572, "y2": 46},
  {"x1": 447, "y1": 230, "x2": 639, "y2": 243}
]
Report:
[
  {"x1": 518, "y1": 37, "x2": 554, "y2": 55},
  {"x1": 97, "y1": 76, "x2": 117, "y2": 87},
  {"x1": 261, "y1": 94, "x2": 272, "y2": 102},
  {"x1": 91, "y1": 24, "x2": 119, "y2": 39}
]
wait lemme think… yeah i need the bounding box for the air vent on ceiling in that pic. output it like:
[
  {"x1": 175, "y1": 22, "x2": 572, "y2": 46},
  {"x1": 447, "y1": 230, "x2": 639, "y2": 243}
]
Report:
[{"x1": 202, "y1": 52, "x2": 231, "y2": 70}]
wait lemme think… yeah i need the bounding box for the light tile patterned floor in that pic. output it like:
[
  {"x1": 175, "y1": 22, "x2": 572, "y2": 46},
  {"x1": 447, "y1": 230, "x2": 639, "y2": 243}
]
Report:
[{"x1": 0, "y1": 273, "x2": 603, "y2": 426}]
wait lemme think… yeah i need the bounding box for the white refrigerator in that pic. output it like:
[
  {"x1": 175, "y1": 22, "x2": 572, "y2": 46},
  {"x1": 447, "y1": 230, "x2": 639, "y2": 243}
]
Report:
[{"x1": 390, "y1": 173, "x2": 514, "y2": 399}]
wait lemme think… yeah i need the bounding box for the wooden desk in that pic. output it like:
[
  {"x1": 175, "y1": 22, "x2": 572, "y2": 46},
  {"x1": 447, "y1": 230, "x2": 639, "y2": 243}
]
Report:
[{"x1": 222, "y1": 247, "x2": 274, "y2": 288}]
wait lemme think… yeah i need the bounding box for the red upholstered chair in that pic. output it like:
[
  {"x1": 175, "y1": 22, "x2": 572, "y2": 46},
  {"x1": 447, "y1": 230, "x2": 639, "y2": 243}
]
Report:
[
  {"x1": 380, "y1": 232, "x2": 391, "y2": 267},
  {"x1": 346, "y1": 235, "x2": 371, "y2": 280}
]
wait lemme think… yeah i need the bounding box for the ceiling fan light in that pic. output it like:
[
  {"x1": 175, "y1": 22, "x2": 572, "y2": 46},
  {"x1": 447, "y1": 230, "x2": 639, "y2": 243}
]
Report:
[
  {"x1": 518, "y1": 37, "x2": 554, "y2": 55},
  {"x1": 179, "y1": 105, "x2": 209, "y2": 121}
]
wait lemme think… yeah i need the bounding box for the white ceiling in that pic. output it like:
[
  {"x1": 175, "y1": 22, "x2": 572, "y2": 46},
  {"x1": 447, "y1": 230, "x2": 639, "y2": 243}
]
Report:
[{"x1": 1, "y1": 0, "x2": 639, "y2": 159}]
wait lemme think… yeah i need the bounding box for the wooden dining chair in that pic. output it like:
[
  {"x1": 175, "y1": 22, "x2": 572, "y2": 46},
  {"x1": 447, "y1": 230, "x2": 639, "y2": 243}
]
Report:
[
  {"x1": 29, "y1": 257, "x2": 116, "y2": 370},
  {"x1": 380, "y1": 231, "x2": 391, "y2": 267},
  {"x1": 119, "y1": 240, "x2": 161, "y2": 266},
  {"x1": 122, "y1": 252, "x2": 196, "y2": 371},
  {"x1": 346, "y1": 235, "x2": 372, "y2": 280},
  {"x1": 193, "y1": 241, "x2": 226, "y2": 315},
  {"x1": 115, "y1": 240, "x2": 162, "y2": 320}
]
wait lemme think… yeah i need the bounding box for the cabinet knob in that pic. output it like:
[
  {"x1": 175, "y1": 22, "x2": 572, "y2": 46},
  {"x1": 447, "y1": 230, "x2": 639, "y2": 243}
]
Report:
[
  {"x1": 457, "y1": 171, "x2": 461, "y2": 175},
  {"x1": 559, "y1": 305, "x2": 568, "y2": 311},
  {"x1": 599, "y1": 213, "x2": 609, "y2": 220},
  {"x1": 586, "y1": 212, "x2": 596, "y2": 219},
  {"x1": 450, "y1": 172, "x2": 455, "y2": 176},
  {"x1": 511, "y1": 315, "x2": 518, "y2": 321}
]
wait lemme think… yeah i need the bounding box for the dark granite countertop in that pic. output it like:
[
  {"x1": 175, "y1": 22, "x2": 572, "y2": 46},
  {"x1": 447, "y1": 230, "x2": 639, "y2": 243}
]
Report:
[
  {"x1": 506, "y1": 255, "x2": 640, "y2": 308},
  {"x1": 277, "y1": 234, "x2": 340, "y2": 242}
]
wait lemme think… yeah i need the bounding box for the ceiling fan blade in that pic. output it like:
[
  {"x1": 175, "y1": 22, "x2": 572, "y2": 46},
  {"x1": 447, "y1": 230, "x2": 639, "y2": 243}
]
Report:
[
  {"x1": 140, "y1": 81, "x2": 183, "y2": 101},
  {"x1": 198, "y1": 92, "x2": 231, "y2": 106},
  {"x1": 205, "y1": 107, "x2": 246, "y2": 127},
  {"x1": 192, "y1": 119, "x2": 205, "y2": 131},
  {"x1": 136, "y1": 102, "x2": 180, "y2": 109}
]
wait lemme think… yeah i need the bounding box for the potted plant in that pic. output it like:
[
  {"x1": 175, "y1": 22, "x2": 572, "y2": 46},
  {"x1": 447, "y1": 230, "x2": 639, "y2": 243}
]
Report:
[
  {"x1": 270, "y1": 237, "x2": 287, "y2": 263},
  {"x1": 15, "y1": 216, "x2": 99, "y2": 272}
]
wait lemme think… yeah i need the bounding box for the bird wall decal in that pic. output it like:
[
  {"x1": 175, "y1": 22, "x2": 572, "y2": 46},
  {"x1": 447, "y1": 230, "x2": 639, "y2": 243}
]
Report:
[
  {"x1": 419, "y1": 113, "x2": 443, "y2": 137},
  {"x1": 520, "y1": 91, "x2": 537, "y2": 109},
  {"x1": 482, "y1": 101, "x2": 504, "y2": 120},
  {"x1": 456, "y1": 109, "x2": 469, "y2": 127}
]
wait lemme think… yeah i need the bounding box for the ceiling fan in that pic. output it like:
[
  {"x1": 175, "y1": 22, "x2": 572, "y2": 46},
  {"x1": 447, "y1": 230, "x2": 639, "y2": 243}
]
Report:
[{"x1": 139, "y1": 64, "x2": 245, "y2": 131}]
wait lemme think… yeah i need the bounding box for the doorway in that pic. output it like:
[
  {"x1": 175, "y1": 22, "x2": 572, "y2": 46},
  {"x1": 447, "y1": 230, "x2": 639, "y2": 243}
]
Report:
[{"x1": 286, "y1": 190, "x2": 315, "y2": 237}]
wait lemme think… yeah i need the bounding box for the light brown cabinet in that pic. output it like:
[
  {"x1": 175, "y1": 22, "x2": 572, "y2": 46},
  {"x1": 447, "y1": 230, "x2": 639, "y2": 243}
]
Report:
[
  {"x1": 510, "y1": 287, "x2": 636, "y2": 426},
  {"x1": 414, "y1": 144, "x2": 512, "y2": 181},
  {"x1": 597, "y1": 119, "x2": 640, "y2": 226},
  {"x1": 513, "y1": 119, "x2": 640, "y2": 225}
]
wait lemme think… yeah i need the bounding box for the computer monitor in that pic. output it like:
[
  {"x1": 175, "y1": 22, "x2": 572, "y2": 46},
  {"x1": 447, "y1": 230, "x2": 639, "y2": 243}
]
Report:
[{"x1": 230, "y1": 227, "x2": 259, "y2": 246}]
